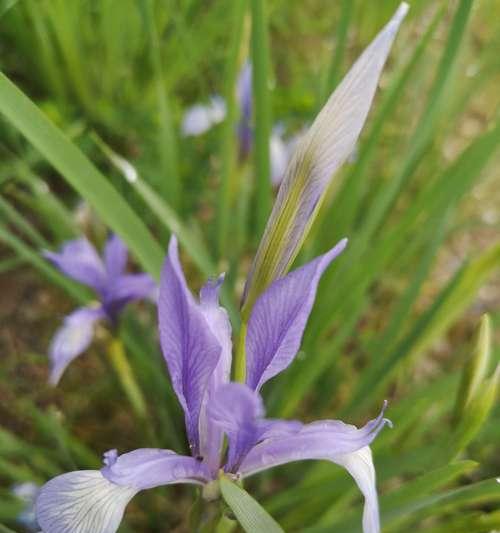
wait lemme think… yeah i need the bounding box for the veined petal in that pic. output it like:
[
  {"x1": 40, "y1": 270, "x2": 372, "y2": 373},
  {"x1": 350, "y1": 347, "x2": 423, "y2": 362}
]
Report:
[
  {"x1": 159, "y1": 237, "x2": 222, "y2": 455},
  {"x1": 239, "y1": 410, "x2": 389, "y2": 533},
  {"x1": 36, "y1": 470, "x2": 137, "y2": 533},
  {"x1": 44, "y1": 238, "x2": 106, "y2": 293},
  {"x1": 48, "y1": 306, "x2": 105, "y2": 385},
  {"x1": 181, "y1": 96, "x2": 227, "y2": 136},
  {"x1": 246, "y1": 239, "x2": 347, "y2": 391},
  {"x1": 101, "y1": 448, "x2": 210, "y2": 489},
  {"x1": 208, "y1": 383, "x2": 264, "y2": 472},
  {"x1": 36, "y1": 450, "x2": 209, "y2": 533},
  {"x1": 198, "y1": 275, "x2": 233, "y2": 473},
  {"x1": 238, "y1": 405, "x2": 389, "y2": 477},
  {"x1": 104, "y1": 234, "x2": 128, "y2": 279},
  {"x1": 242, "y1": 3, "x2": 409, "y2": 312},
  {"x1": 335, "y1": 447, "x2": 380, "y2": 533}
]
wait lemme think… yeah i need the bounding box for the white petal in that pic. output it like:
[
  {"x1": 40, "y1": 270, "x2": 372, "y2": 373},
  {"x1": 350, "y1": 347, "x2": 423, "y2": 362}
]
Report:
[
  {"x1": 335, "y1": 447, "x2": 380, "y2": 533},
  {"x1": 36, "y1": 470, "x2": 137, "y2": 533}
]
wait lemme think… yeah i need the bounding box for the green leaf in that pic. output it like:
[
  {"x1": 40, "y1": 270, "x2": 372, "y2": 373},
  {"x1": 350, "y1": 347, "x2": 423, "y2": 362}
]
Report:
[
  {"x1": 0, "y1": 70, "x2": 164, "y2": 278},
  {"x1": 219, "y1": 475, "x2": 284, "y2": 533}
]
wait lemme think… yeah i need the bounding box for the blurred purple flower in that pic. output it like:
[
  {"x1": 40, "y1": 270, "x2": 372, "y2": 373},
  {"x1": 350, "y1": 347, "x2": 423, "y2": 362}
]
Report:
[
  {"x1": 44, "y1": 234, "x2": 156, "y2": 385},
  {"x1": 181, "y1": 61, "x2": 293, "y2": 186},
  {"x1": 36, "y1": 236, "x2": 389, "y2": 533}
]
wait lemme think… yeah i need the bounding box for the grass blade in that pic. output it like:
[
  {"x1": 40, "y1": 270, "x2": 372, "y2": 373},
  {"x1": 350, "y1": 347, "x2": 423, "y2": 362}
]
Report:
[{"x1": 0, "y1": 71, "x2": 164, "y2": 278}]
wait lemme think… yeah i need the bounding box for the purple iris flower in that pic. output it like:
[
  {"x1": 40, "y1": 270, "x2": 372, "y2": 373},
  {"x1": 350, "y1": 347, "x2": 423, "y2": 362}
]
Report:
[
  {"x1": 44, "y1": 234, "x2": 156, "y2": 385},
  {"x1": 36, "y1": 236, "x2": 389, "y2": 533}
]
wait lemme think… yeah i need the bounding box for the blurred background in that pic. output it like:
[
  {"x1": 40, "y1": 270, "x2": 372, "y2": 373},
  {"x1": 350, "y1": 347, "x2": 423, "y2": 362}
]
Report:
[{"x1": 0, "y1": 0, "x2": 499, "y2": 531}]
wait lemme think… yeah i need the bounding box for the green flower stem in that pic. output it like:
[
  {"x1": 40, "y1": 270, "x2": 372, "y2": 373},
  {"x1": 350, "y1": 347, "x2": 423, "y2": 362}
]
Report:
[
  {"x1": 234, "y1": 322, "x2": 248, "y2": 383},
  {"x1": 105, "y1": 335, "x2": 148, "y2": 420}
]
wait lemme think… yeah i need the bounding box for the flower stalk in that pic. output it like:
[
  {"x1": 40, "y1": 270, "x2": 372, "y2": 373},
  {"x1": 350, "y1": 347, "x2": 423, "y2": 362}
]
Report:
[{"x1": 234, "y1": 322, "x2": 248, "y2": 383}]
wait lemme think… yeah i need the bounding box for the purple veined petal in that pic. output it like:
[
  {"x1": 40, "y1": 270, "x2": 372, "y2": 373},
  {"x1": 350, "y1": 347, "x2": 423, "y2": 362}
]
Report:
[
  {"x1": 245, "y1": 239, "x2": 347, "y2": 391},
  {"x1": 208, "y1": 383, "x2": 264, "y2": 472},
  {"x1": 103, "y1": 234, "x2": 128, "y2": 279},
  {"x1": 181, "y1": 96, "x2": 227, "y2": 137},
  {"x1": 242, "y1": 3, "x2": 409, "y2": 311},
  {"x1": 36, "y1": 449, "x2": 210, "y2": 533},
  {"x1": 238, "y1": 404, "x2": 389, "y2": 477},
  {"x1": 101, "y1": 448, "x2": 211, "y2": 489},
  {"x1": 198, "y1": 275, "x2": 233, "y2": 473},
  {"x1": 159, "y1": 236, "x2": 222, "y2": 456},
  {"x1": 36, "y1": 471, "x2": 137, "y2": 533},
  {"x1": 44, "y1": 238, "x2": 107, "y2": 293},
  {"x1": 335, "y1": 447, "x2": 380, "y2": 533},
  {"x1": 48, "y1": 306, "x2": 105, "y2": 385}
]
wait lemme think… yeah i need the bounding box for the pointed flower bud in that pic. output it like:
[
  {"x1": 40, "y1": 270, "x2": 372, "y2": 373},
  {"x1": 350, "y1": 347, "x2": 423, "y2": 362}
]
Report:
[{"x1": 242, "y1": 3, "x2": 409, "y2": 314}]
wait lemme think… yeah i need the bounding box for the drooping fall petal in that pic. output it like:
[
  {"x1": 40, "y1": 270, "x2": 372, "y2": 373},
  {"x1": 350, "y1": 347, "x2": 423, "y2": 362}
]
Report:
[{"x1": 48, "y1": 306, "x2": 105, "y2": 385}]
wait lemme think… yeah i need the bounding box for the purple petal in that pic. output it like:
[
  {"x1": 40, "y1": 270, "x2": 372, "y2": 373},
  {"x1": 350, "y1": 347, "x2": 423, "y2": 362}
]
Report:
[
  {"x1": 242, "y1": 3, "x2": 408, "y2": 310},
  {"x1": 101, "y1": 448, "x2": 210, "y2": 489},
  {"x1": 36, "y1": 449, "x2": 210, "y2": 533},
  {"x1": 238, "y1": 409, "x2": 389, "y2": 533},
  {"x1": 245, "y1": 239, "x2": 347, "y2": 391},
  {"x1": 208, "y1": 383, "x2": 264, "y2": 472},
  {"x1": 238, "y1": 405, "x2": 389, "y2": 477},
  {"x1": 48, "y1": 306, "x2": 105, "y2": 385},
  {"x1": 198, "y1": 275, "x2": 233, "y2": 473},
  {"x1": 104, "y1": 234, "x2": 128, "y2": 279},
  {"x1": 181, "y1": 96, "x2": 226, "y2": 137},
  {"x1": 158, "y1": 237, "x2": 222, "y2": 456},
  {"x1": 44, "y1": 238, "x2": 106, "y2": 292},
  {"x1": 36, "y1": 470, "x2": 137, "y2": 533},
  {"x1": 104, "y1": 273, "x2": 157, "y2": 318}
]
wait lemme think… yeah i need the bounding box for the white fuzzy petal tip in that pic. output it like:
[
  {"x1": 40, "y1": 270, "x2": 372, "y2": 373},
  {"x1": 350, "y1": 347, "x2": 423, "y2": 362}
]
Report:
[{"x1": 394, "y1": 2, "x2": 410, "y2": 26}]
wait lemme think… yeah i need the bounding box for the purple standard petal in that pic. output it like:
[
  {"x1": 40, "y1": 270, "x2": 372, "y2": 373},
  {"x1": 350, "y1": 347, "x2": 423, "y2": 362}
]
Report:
[
  {"x1": 208, "y1": 383, "x2": 264, "y2": 472},
  {"x1": 242, "y1": 3, "x2": 408, "y2": 311},
  {"x1": 159, "y1": 237, "x2": 222, "y2": 456},
  {"x1": 44, "y1": 238, "x2": 106, "y2": 292},
  {"x1": 245, "y1": 239, "x2": 347, "y2": 391},
  {"x1": 104, "y1": 234, "x2": 128, "y2": 279},
  {"x1": 48, "y1": 306, "x2": 105, "y2": 385},
  {"x1": 198, "y1": 276, "x2": 233, "y2": 473},
  {"x1": 36, "y1": 449, "x2": 209, "y2": 533}
]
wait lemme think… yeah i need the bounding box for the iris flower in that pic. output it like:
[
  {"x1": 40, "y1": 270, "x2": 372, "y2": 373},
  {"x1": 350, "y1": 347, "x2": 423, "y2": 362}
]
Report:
[
  {"x1": 181, "y1": 61, "x2": 292, "y2": 186},
  {"x1": 44, "y1": 234, "x2": 156, "y2": 385},
  {"x1": 36, "y1": 236, "x2": 389, "y2": 533},
  {"x1": 36, "y1": 4, "x2": 408, "y2": 531}
]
